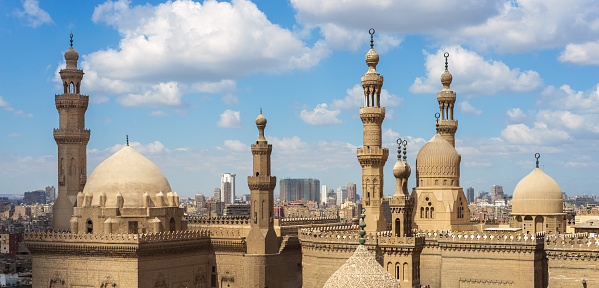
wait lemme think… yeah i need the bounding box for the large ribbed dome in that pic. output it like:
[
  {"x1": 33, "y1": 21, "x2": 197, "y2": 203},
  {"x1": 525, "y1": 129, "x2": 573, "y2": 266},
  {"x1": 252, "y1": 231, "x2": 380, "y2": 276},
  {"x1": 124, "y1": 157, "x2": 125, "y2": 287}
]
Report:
[
  {"x1": 416, "y1": 134, "x2": 460, "y2": 184},
  {"x1": 324, "y1": 245, "x2": 401, "y2": 288},
  {"x1": 512, "y1": 168, "x2": 563, "y2": 214},
  {"x1": 84, "y1": 146, "x2": 172, "y2": 208}
]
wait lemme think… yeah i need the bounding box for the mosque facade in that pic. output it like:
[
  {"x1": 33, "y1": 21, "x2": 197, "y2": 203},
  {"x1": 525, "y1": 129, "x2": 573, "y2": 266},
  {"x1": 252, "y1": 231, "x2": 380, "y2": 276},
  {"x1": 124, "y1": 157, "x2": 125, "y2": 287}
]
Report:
[{"x1": 25, "y1": 32, "x2": 599, "y2": 288}]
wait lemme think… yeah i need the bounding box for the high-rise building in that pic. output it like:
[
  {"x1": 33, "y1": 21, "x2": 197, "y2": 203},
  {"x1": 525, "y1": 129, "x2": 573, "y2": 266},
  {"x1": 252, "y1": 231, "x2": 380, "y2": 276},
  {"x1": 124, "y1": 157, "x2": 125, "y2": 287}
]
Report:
[
  {"x1": 24, "y1": 190, "x2": 46, "y2": 205},
  {"x1": 45, "y1": 186, "x2": 55, "y2": 204},
  {"x1": 213, "y1": 188, "x2": 221, "y2": 202},
  {"x1": 221, "y1": 173, "x2": 236, "y2": 204},
  {"x1": 466, "y1": 187, "x2": 474, "y2": 204},
  {"x1": 336, "y1": 186, "x2": 347, "y2": 206},
  {"x1": 346, "y1": 184, "x2": 357, "y2": 201},
  {"x1": 195, "y1": 194, "x2": 206, "y2": 205},
  {"x1": 53, "y1": 35, "x2": 90, "y2": 230},
  {"x1": 279, "y1": 178, "x2": 320, "y2": 202},
  {"x1": 321, "y1": 185, "x2": 328, "y2": 206},
  {"x1": 492, "y1": 185, "x2": 504, "y2": 202}
]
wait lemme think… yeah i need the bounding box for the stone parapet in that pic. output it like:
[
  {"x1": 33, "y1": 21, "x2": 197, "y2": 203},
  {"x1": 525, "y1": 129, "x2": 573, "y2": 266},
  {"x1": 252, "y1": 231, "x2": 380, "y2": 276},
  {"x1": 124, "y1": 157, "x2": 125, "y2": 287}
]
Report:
[
  {"x1": 277, "y1": 216, "x2": 340, "y2": 226},
  {"x1": 419, "y1": 230, "x2": 543, "y2": 244},
  {"x1": 187, "y1": 216, "x2": 249, "y2": 225},
  {"x1": 545, "y1": 233, "x2": 599, "y2": 251},
  {"x1": 25, "y1": 229, "x2": 210, "y2": 244}
]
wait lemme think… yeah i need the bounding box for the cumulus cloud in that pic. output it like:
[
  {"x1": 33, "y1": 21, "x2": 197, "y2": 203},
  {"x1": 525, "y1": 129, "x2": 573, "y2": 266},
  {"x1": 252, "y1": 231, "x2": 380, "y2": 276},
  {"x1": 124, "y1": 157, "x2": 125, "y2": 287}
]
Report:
[
  {"x1": 78, "y1": 0, "x2": 328, "y2": 107},
  {"x1": 539, "y1": 84, "x2": 599, "y2": 113},
  {"x1": 459, "y1": 101, "x2": 482, "y2": 115},
  {"x1": 559, "y1": 41, "x2": 599, "y2": 65},
  {"x1": 13, "y1": 0, "x2": 53, "y2": 28},
  {"x1": 501, "y1": 123, "x2": 570, "y2": 145},
  {"x1": 410, "y1": 46, "x2": 543, "y2": 95},
  {"x1": 217, "y1": 109, "x2": 242, "y2": 128},
  {"x1": 118, "y1": 82, "x2": 183, "y2": 107},
  {"x1": 223, "y1": 140, "x2": 249, "y2": 152},
  {"x1": 506, "y1": 108, "x2": 526, "y2": 124},
  {"x1": 0, "y1": 96, "x2": 33, "y2": 117},
  {"x1": 221, "y1": 94, "x2": 240, "y2": 105},
  {"x1": 300, "y1": 103, "x2": 342, "y2": 125},
  {"x1": 333, "y1": 84, "x2": 402, "y2": 110}
]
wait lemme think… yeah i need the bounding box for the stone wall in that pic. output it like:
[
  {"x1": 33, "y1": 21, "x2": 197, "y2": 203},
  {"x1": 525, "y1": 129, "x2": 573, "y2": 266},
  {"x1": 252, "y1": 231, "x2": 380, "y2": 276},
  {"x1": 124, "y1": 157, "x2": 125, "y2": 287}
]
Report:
[{"x1": 545, "y1": 233, "x2": 599, "y2": 287}]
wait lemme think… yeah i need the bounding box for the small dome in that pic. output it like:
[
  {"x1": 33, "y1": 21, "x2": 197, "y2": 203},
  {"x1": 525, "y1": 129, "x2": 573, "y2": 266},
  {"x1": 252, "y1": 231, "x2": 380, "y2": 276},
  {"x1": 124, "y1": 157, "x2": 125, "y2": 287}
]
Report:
[
  {"x1": 512, "y1": 168, "x2": 563, "y2": 214},
  {"x1": 441, "y1": 70, "x2": 452, "y2": 88},
  {"x1": 365, "y1": 48, "x2": 379, "y2": 68},
  {"x1": 84, "y1": 146, "x2": 172, "y2": 208},
  {"x1": 323, "y1": 245, "x2": 401, "y2": 288},
  {"x1": 256, "y1": 114, "x2": 267, "y2": 126},
  {"x1": 416, "y1": 134, "x2": 459, "y2": 181},
  {"x1": 64, "y1": 47, "x2": 79, "y2": 61},
  {"x1": 393, "y1": 159, "x2": 407, "y2": 179}
]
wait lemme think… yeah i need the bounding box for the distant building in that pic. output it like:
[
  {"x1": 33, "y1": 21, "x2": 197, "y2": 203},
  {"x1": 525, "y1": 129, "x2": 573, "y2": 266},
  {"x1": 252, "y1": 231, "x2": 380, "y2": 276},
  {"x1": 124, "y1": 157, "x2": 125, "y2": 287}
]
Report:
[
  {"x1": 23, "y1": 190, "x2": 45, "y2": 205},
  {"x1": 321, "y1": 184, "x2": 328, "y2": 206},
  {"x1": 326, "y1": 195, "x2": 336, "y2": 207},
  {"x1": 279, "y1": 178, "x2": 320, "y2": 202},
  {"x1": 223, "y1": 203, "x2": 251, "y2": 217},
  {"x1": 492, "y1": 185, "x2": 505, "y2": 202},
  {"x1": 466, "y1": 187, "x2": 474, "y2": 204},
  {"x1": 195, "y1": 194, "x2": 206, "y2": 205},
  {"x1": 336, "y1": 186, "x2": 347, "y2": 206},
  {"x1": 45, "y1": 186, "x2": 55, "y2": 204},
  {"x1": 346, "y1": 184, "x2": 356, "y2": 202},
  {"x1": 221, "y1": 173, "x2": 236, "y2": 204},
  {"x1": 213, "y1": 188, "x2": 221, "y2": 202}
]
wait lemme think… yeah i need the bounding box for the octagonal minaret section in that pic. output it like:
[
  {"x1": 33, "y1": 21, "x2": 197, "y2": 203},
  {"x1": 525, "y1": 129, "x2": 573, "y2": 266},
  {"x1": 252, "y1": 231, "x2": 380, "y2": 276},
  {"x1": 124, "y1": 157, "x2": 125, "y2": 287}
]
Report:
[
  {"x1": 246, "y1": 111, "x2": 278, "y2": 254},
  {"x1": 357, "y1": 29, "x2": 389, "y2": 233},
  {"x1": 437, "y1": 53, "x2": 458, "y2": 147},
  {"x1": 53, "y1": 34, "x2": 90, "y2": 231}
]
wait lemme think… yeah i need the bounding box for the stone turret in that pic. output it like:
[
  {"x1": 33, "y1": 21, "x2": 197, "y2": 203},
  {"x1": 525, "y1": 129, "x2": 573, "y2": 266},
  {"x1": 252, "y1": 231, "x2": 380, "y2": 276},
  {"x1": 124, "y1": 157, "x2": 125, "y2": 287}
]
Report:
[
  {"x1": 357, "y1": 29, "x2": 389, "y2": 233},
  {"x1": 53, "y1": 34, "x2": 90, "y2": 231},
  {"x1": 437, "y1": 52, "x2": 458, "y2": 147},
  {"x1": 390, "y1": 138, "x2": 413, "y2": 237}
]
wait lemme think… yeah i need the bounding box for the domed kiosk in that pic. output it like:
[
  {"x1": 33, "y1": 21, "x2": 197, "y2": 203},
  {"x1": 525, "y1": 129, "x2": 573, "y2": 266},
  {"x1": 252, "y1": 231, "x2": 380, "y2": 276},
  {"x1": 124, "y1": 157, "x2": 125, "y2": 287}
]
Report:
[
  {"x1": 510, "y1": 154, "x2": 565, "y2": 234},
  {"x1": 70, "y1": 145, "x2": 187, "y2": 234}
]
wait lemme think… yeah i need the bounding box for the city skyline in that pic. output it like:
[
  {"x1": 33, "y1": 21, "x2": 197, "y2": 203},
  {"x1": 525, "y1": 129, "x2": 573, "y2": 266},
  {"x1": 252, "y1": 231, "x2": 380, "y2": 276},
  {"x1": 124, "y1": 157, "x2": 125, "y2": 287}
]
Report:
[{"x1": 1, "y1": 0, "x2": 599, "y2": 198}]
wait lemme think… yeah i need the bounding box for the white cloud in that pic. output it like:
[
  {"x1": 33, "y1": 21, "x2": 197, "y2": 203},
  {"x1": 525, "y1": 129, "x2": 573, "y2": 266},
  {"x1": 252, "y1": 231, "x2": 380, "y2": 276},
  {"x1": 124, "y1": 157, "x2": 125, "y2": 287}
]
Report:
[
  {"x1": 559, "y1": 41, "x2": 599, "y2": 65},
  {"x1": 501, "y1": 123, "x2": 570, "y2": 145},
  {"x1": 506, "y1": 108, "x2": 526, "y2": 124},
  {"x1": 107, "y1": 141, "x2": 170, "y2": 155},
  {"x1": 224, "y1": 140, "x2": 249, "y2": 152},
  {"x1": 382, "y1": 128, "x2": 399, "y2": 143},
  {"x1": 0, "y1": 96, "x2": 33, "y2": 117},
  {"x1": 13, "y1": 0, "x2": 53, "y2": 28},
  {"x1": 217, "y1": 109, "x2": 242, "y2": 128},
  {"x1": 117, "y1": 82, "x2": 183, "y2": 107},
  {"x1": 411, "y1": 46, "x2": 543, "y2": 95},
  {"x1": 148, "y1": 110, "x2": 169, "y2": 117},
  {"x1": 540, "y1": 84, "x2": 599, "y2": 113},
  {"x1": 333, "y1": 84, "x2": 402, "y2": 111},
  {"x1": 299, "y1": 103, "x2": 342, "y2": 125},
  {"x1": 221, "y1": 94, "x2": 240, "y2": 105},
  {"x1": 81, "y1": 0, "x2": 327, "y2": 105},
  {"x1": 317, "y1": 23, "x2": 402, "y2": 52},
  {"x1": 536, "y1": 110, "x2": 599, "y2": 135},
  {"x1": 459, "y1": 101, "x2": 482, "y2": 115}
]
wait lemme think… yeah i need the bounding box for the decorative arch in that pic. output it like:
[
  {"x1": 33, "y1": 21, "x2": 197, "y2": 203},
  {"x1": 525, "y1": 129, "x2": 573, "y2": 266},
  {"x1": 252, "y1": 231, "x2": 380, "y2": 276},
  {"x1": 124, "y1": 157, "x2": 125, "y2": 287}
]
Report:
[
  {"x1": 169, "y1": 217, "x2": 176, "y2": 232},
  {"x1": 86, "y1": 219, "x2": 93, "y2": 234}
]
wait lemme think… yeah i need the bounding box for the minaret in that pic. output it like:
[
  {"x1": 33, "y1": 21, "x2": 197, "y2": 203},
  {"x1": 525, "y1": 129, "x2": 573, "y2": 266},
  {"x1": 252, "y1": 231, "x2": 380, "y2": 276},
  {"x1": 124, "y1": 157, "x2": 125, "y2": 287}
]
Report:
[
  {"x1": 357, "y1": 29, "x2": 389, "y2": 233},
  {"x1": 246, "y1": 111, "x2": 278, "y2": 254},
  {"x1": 437, "y1": 52, "x2": 458, "y2": 147},
  {"x1": 53, "y1": 34, "x2": 90, "y2": 231},
  {"x1": 390, "y1": 138, "x2": 413, "y2": 237}
]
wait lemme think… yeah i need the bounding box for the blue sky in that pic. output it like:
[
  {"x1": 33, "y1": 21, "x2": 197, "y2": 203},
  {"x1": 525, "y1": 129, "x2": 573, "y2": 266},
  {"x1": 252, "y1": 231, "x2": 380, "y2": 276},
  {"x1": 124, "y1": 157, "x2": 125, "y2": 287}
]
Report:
[{"x1": 1, "y1": 0, "x2": 599, "y2": 199}]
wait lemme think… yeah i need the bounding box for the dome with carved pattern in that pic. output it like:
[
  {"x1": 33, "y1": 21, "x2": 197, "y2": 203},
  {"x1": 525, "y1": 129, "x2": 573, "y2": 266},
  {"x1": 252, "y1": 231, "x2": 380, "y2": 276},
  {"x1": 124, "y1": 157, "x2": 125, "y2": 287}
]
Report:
[{"x1": 416, "y1": 134, "x2": 460, "y2": 186}]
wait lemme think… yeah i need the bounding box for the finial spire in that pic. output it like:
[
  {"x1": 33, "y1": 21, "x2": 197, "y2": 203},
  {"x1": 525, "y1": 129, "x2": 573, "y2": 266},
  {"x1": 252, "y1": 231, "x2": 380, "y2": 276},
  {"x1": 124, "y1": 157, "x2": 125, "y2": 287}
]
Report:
[
  {"x1": 402, "y1": 139, "x2": 408, "y2": 161},
  {"x1": 369, "y1": 28, "x2": 375, "y2": 49},
  {"x1": 70, "y1": 33, "x2": 73, "y2": 47},
  {"x1": 358, "y1": 208, "x2": 366, "y2": 245},
  {"x1": 126, "y1": 135, "x2": 129, "y2": 146},
  {"x1": 260, "y1": 107, "x2": 262, "y2": 115},
  {"x1": 396, "y1": 138, "x2": 402, "y2": 160},
  {"x1": 444, "y1": 52, "x2": 449, "y2": 70},
  {"x1": 435, "y1": 113, "x2": 440, "y2": 133},
  {"x1": 535, "y1": 153, "x2": 540, "y2": 168}
]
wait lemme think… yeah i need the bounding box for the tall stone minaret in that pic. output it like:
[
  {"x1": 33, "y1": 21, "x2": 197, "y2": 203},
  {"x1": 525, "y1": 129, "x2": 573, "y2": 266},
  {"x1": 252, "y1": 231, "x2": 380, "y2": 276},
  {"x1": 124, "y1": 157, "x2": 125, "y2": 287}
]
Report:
[
  {"x1": 53, "y1": 34, "x2": 90, "y2": 231},
  {"x1": 437, "y1": 52, "x2": 458, "y2": 147},
  {"x1": 246, "y1": 111, "x2": 278, "y2": 254},
  {"x1": 357, "y1": 29, "x2": 389, "y2": 233}
]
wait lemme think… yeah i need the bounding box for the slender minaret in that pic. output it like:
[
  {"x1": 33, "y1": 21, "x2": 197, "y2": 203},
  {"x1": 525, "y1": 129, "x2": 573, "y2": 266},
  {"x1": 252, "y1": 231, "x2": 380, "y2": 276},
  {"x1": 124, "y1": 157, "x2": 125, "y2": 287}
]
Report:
[
  {"x1": 357, "y1": 29, "x2": 389, "y2": 233},
  {"x1": 53, "y1": 34, "x2": 90, "y2": 231},
  {"x1": 390, "y1": 138, "x2": 413, "y2": 237},
  {"x1": 437, "y1": 52, "x2": 458, "y2": 147},
  {"x1": 246, "y1": 111, "x2": 278, "y2": 254}
]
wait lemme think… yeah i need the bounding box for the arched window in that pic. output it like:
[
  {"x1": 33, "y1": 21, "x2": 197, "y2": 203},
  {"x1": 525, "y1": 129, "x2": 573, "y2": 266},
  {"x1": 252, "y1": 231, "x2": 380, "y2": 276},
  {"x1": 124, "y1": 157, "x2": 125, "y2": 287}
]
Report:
[
  {"x1": 431, "y1": 207, "x2": 435, "y2": 219},
  {"x1": 86, "y1": 219, "x2": 93, "y2": 234},
  {"x1": 420, "y1": 207, "x2": 424, "y2": 218},
  {"x1": 169, "y1": 217, "x2": 176, "y2": 232},
  {"x1": 395, "y1": 263, "x2": 400, "y2": 280},
  {"x1": 403, "y1": 262, "x2": 408, "y2": 281},
  {"x1": 425, "y1": 207, "x2": 429, "y2": 218},
  {"x1": 69, "y1": 82, "x2": 74, "y2": 94},
  {"x1": 395, "y1": 218, "x2": 401, "y2": 236}
]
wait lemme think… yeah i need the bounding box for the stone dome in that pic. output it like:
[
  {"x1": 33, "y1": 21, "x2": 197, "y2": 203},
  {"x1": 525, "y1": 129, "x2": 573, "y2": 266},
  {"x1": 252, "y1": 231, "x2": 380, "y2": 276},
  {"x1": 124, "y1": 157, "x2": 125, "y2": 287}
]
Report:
[
  {"x1": 512, "y1": 168, "x2": 563, "y2": 214},
  {"x1": 393, "y1": 159, "x2": 411, "y2": 180},
  {"x1": 64, "y1": 47, "x2": 79, "y2": 61},
  {"x1": 256, "y1": 113, "x2": 267, "y2": 126},
  {"x1": 440, "y1": 70, "x2": 452, "y2": 88},
  {"x1": 416, "y1": 134, "x2": 460, "y2": 184},
  {"x1": 84, "y1": 146, "x2": 172, "y2": 208},
  {"x1": 323, "y1": 244, "x2": 401, "y2": 288},
  {"x1": 365, "y1": 48, "x2": 379, "y2": 67}
]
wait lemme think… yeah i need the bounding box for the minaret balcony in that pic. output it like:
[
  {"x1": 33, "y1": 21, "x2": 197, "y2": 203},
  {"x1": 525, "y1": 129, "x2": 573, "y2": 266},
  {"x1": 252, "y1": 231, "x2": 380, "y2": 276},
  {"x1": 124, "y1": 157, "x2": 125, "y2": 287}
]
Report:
[
  {"x1": 53, "y1": 128, "x2": 91, "y2": 144},
  {"x1": 55, "y1": 94, "x2": 89, "y2": 109},
  {"x1": 247, "y1": 175, "x2": 277, "y2": 191}
]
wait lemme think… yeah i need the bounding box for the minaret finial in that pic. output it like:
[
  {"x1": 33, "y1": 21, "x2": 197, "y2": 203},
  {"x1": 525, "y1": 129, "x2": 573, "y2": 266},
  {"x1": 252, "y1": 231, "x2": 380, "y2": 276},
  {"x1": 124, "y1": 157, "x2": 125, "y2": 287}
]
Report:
[
  {"x1": 260, "y1": 107, "x2": 262, "y2": 115},
  {"x1": 369, "y1": 28, "x2": 375, "y2": 49},
  {"x1": 396, "y1": 138, "x2": 402, "y2": 160},
  {"x1": 435, "y1": 113, "x2": 440, "y2": 133},
  {"x1": 535, "y1": 153, "x2": 540, "y2": 168},
  {"x1": 358, "y1": 208, "x2": 366, "y2": 245},
  {"x1": 402, "y1": 139, "x2": 408, "y2": 161},
  {"x1": 444, "y1": 52, "x2": 449, "y2": 70},
  {"x1": 126, "y1": 135, "x2": 129, "y2": 146},
  {"x1": 70, "y1": 33, "x2": 73, "y2": 47}
]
